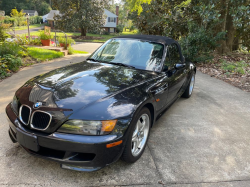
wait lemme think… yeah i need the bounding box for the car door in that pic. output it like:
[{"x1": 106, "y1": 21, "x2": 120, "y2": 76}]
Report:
[
  {"x1": 166, "y1": 43, "x2": 187, "y2": 105},
  {"x1": 148, "y1": 45, "x2": 169, "y2": 112}
]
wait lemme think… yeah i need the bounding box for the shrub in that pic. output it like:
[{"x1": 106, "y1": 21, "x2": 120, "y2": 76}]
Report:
[
  {"x1": 102, "y1": 31, "x2": 110, "y2": 35},
  {"x1": 39, "y1": 30, "x2": 53, "y2": 40},
  {"x1": 116, "y1": 24, "x2": 124, "y2": 33},
  {"x1": 68, "y1": 46, "x2": 74, "y2": 55},
  {"x1": 0, "y1": 54, "x2": 22, "y2": 79},
  {"x1": 179, "y1": 23, "x2": 226, "y2": 63},
  {"x1": 0, "y1": 25, "x2": 8, "y2": 42},
  {"x1": 0, "y1": 42, "x2": 22, "y2": 56},
  {"x1": 58, "y1": 36, "x2": 75, "y2": 45},
  {"x1": 221, "y1": 60, "x2": 247, "y2": 75}
]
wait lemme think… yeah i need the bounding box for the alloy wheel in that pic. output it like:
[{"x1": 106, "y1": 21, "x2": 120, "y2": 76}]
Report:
[
  {"x1": 131, "y1": 114, "x2": 150, "y2": 157},
  {"x1": 189, "y1": 74, "x2": 195, "y2": 95}
]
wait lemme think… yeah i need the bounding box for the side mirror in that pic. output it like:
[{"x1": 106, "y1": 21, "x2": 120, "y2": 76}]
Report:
[{"x1": 174, "y1": 63, "x2": 185, "y2": 70}]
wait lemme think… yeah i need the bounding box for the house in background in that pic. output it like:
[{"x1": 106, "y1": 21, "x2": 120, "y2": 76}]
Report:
[
  {"x1": 46, "y1": 7, "x2": 119, "y2": 32},
  {"x1": 0, "y1": 10, "x2": 5, "y2": 16},
  {"x1": 42, "y1": 13, "x2": 49, "y2": 23},
  {"x1": 46, "y1": 10, "x2": 60, "y2": 29},
  {"x1": 102, "y1": 6, "x2": 119, "y2": 33},
  {"x1": 23, "y1": 10, "x2": 38, "y2": 16}
]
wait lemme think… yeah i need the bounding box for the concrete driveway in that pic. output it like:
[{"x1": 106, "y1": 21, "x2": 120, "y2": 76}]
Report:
[
  {"x1": 0, "y1": 52, "x2": 250, "y2": 186},
  {"x1": 73, "y1": 42, "x2": 102, "y2": 53}
]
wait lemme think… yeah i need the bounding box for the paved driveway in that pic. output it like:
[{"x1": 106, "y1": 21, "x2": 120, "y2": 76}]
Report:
[
  {"x1": 73, "y1": 42, "x2": 102, "y2": 53},
  {"x1": 0, "y1": 51, "x2": 250, "y2": 186}
]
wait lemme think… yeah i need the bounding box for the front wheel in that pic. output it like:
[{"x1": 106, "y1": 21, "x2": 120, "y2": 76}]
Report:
[
  {"x1": 182, "y1": 72, "x2": 195, "y2": 98},
  {"x1": 121, "y1": 107, "x2": 151, "y2": 163}
]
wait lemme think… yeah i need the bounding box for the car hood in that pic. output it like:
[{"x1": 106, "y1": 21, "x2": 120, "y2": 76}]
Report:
[{"x1": 24, "y1": 61, "x2": 158, "y2": 112}]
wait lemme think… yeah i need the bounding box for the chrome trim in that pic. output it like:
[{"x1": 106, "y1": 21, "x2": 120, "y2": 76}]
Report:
[
  {"x1": 30, "y1": 110, "x2": 52, "y2": 131},
  {"x1": 19, "y1": 104, "x2": 32, "y2": 126}
]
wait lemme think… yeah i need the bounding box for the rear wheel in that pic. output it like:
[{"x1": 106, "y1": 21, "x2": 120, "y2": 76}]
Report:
[
  {"x1": 182, "y1": 72, "x2": 195, "y2": 98},
  {"x1": 121, "y1": 107, "x2": 151, "y2": 163}
]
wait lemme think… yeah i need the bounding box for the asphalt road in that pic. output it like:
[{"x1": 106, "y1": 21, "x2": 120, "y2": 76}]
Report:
[
  {"x1": 0, "y1": 45, "x2": 250, "y2": 186},
  {"x1": 7, "y1": 26, "x2": 43, "y2": 35}
]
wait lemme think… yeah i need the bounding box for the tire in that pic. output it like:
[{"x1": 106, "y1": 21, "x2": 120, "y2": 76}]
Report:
[
  {"x1": 121, "y1": 107, "x2": 151, "y2": 163},
  {"x1": 182, "y1": 72, "x2": 195, "y2": 98}
]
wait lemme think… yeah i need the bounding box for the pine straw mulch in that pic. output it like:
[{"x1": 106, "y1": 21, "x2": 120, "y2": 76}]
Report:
[{"x1": 196, "y1": 52, "x2": 250, "y2": 92}]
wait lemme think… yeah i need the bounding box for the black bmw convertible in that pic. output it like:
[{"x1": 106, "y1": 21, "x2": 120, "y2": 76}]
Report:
[{"x1": 6, "y1": 35, "x2": 196, "y2": 171}]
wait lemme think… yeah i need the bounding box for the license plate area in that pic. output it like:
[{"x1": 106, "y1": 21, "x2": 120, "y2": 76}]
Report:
[{"x1": 16, "y1": 128, "x2": 40, "y2": 152}]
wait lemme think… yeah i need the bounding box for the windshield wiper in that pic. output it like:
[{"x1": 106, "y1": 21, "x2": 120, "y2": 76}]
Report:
[
  {"x1": 87, "y1": 58, "x2": 101, "y2": 62},
  {"x1": 87, "y1": 59, "x2": 135, "y2": 69},
  {"x1": 109, "y1": 62, "x2": 136, "y2": 69},
  {"x1": 87, "y1": 58, "x2": 111, "y2": 64}
]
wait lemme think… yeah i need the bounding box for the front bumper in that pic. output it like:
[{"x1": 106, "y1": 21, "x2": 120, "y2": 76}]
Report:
[{"x1": 6, "y1": 103, "x2": 126, "y2": 172}]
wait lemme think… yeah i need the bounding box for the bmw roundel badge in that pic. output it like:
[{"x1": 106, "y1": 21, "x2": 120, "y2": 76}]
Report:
[{"x1": 34, "y1": 102, "x2": 42, "y2": 109}]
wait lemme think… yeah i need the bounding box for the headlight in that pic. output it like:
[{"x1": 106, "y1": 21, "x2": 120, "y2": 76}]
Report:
[
  {"x1": 11, "y1": 95, "x2": 18, "y2": 115},
  {"x1": 57, "y1": 120, "x2": 117, "y2": 135}
]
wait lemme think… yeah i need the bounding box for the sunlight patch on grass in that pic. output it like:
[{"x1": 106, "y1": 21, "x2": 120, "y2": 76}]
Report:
[
  {"x1": 27, "y1": 47, "x2": 64, "y2": 61},
  {"x1": 74, "y1": 50, "x2": 89, "y2": 54}
]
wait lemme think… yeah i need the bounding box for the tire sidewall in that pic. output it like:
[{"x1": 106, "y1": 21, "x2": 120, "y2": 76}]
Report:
[{"x1": 122, "y1": 107, "x2": 151, "y2": 162}]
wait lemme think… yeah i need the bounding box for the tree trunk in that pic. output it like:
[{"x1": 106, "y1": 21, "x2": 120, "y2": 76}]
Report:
[
  {"x1": 233, "y1": 36, "x2": 240, "y2": 51},
  {"x1": 226, "y1": 13, "x2": 235, "y2": 52},
  {"x1": 80, "y1": 27, "x2": 87, "y2": 36},
  {"x1": 217, "y1": 0, "x2": 230, "y2": 54}
]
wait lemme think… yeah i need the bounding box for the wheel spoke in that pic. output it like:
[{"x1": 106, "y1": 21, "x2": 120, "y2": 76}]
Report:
[
  {"x1": 138, "y1": 118, "x2": 145, "y2": 131},
  {"x1": 132, "y1": 123, "x2": 139, "y2": 138},
  {"x1": 131, "y1": 113, "x2": 150, "y2": 157}
]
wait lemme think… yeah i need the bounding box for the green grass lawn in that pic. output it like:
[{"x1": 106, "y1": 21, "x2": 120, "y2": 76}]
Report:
[
  {"x1": 27, "y1": 47, "x2": 64, "y2": 61},
  {"x1": 10, "y1": 24, "x2": 42, "y2": 31},
  {"x1": 22, "y1": 31, "x2": 137, "y2": 43},
  {"x1": 73, "y1": 50, "x2": 89, "y2": 54}
]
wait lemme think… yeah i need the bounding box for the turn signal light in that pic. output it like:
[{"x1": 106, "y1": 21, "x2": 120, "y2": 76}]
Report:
[
  {"x1": 106, "y1": 140, "x2": 123, "y2": 148},
  {"x1": 101, "y1": 120, "x2": 117, "y2": 132}
]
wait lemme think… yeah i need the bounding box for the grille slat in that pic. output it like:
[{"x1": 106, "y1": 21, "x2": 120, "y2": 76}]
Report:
[
  {"x1": 31, "y1": 111, "x2": 51, "y2": 130},
  {"x1": 19, "y1": 105, "x2": 31, "y2": 125}
]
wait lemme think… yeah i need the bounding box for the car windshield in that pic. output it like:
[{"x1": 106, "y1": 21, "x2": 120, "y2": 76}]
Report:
[{"x1": 88, "y1": 38, "x2": 164, "y2": 72}]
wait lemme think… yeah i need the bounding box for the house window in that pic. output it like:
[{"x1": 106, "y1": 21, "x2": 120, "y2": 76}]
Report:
[
  {"x1": 108, "y1": 17, "x2": 116, "y2": 22},
  {"x1": 110, "y1": 28, "x2": 114, "y2": 33}
]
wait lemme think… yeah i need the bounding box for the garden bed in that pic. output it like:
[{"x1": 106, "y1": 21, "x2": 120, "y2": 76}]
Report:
[{"x1": 197, "y1": 52, "x2": 250, "y2": 92}]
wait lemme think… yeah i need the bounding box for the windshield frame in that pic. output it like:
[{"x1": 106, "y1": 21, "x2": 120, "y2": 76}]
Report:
[{"x1": 88, "y1": 38, "x2": 167, "y2": 73}]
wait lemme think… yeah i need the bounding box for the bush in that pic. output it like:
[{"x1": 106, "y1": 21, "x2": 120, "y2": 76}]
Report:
[
  {"x1": 116, "y1": 24, "x2": 124, "y2": 33},
  {"x1": 68, "y1": 46, "x2": 74, "y2": 55},
  {"x1": 0, "y1": 42, "x2": 23, "y2": 56},
  {"x1": 0, "y1": 54, "x2": 22, "y2": 79},
  {"x1": 58, "y1": 36, "x2": 75, "y2": 45},
  {"x1": 0, "y1": 26, "x2": 8, "y2": 42},
  {"x1": 179, "y1": 23, "x2": 226, "y2": 63},
  {"x1": 39, "y1": 30, "x2": 53, "y2": 40},
  {"x1": 29, "y1": 16, "x2": 42, "y2": 24},
  {"x1": 102, "y1": 31, "x2": 110, "y2": 35}
]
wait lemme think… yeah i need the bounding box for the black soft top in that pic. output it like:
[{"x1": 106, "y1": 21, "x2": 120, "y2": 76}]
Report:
[{"x1": 113, "y1": 35, "x2": 176, "y2": 46}]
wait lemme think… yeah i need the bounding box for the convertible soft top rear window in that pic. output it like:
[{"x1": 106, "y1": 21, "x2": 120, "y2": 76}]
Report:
[{"x1": 89, "y1": 39, "x2": 164, "y2": 72}]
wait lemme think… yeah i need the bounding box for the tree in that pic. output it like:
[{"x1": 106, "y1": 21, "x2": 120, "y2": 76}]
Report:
[
  {"x1": 10, "y1": 8, "x2": 25, "y2": 17},
  {"x1": 52, "y1": 0, "x2": 109, "y2": 36},
  {"x1": 0, "y1": 0, "x2": 51, "y2": 15},
  {"x1": 128, "y1": 0, "x2": 250, "y2": 56}
]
